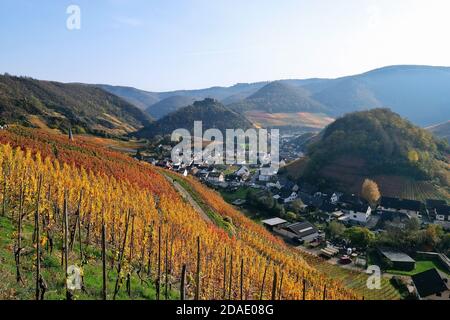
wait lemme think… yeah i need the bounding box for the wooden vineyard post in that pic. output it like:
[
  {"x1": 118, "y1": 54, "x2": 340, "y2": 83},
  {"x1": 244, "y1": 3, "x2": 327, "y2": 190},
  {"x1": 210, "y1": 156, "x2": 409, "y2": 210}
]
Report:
[
  {"x1": 228, "y1": 253, "x2": 233, "y2": 300},
  {"x1": 76, "y1": 190, "x2": 83, "y2": 262},
  {"x1": 164, "y1": 230, "x2": 169, "y2": 300},
  {"x1": 222, "y1": 248, "x2": 227, "y2": 299},
  {"x1": 271, "y1": 271, "x2": 277, "y2": 301},
  {"x1": 2, "y1": 170, "x2": 7, "y2": 217},
  {"x1": 194, "y1": 236, "x2": 201, "y2": 300},
  {"x1": 302, "y1": 278, "x2": 307, "y2": 300},
  {"x1": 35, "y1": 175, "x2": 43, "y2": 300},
  {"x1": 278, "y1": 272, "x2": 284, "y2": 300},
  {"x1": 126, "y1": 213, "x2": 135, "y2": 297},
  {"x1": 259, "y1": 264, "x2": 268, "y2": 300},
  {"x1": 63, "y1": 190, "x2": 71, "y2": 300},
  {"x1": 15, "y1": 180, "x2": 25, "y2": 284},
  {"x1": 240, "y1": 258, "x2": 244, "y2": 300},
  {"x1": 101, "y1": 222, "x2": 107, "y2": 300},
  {"x1": 156, "y1": 225, "x2": 161, "y2": 300},
  {"x1": 180, "y1": 264, "x2": 186, "y2": 300},
  {"x1": 146, "y1": 222, "x2": 154, "y2": 277},
  {"x1": 113, "y1": 209, "x2": 131, "y2": 300},
  {"x1": 323, "y1": 284, "x2": 327, "y2": 300}
]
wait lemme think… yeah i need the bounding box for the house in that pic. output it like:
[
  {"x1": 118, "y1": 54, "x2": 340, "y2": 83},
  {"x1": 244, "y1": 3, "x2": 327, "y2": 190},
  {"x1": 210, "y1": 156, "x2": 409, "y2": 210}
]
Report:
[
  {"x1": 196, "y1": 169, "x2": 210, "y2": 180},
  {"x1": 234, "y1": 166, "x2": 250, "y2": 180},
  {"x1": 266, "y1": 181, "x2": 282, "y2": 190},
  {"x1": 431, "y1": 205, "x2": 450, "y2": 222},
  {"x1": 431, "y1": 205, "x2": 450, "y2": 230},
  {"x1": 283, "y1": 192, "x2": 298, "y2": 204},
  {"x1": 189, "y1": 167, "x2": 200, "y2": 176},
  {"x1": 330, "y1": 192, "x2": 342, "y2": 204},
  {"x1": 275, "y1": 221, "x2": 320, "y2": 243},
  {"x1": 426, "y1": 199, "x2": 447, "y2": 210},
  {"x1": 412, "y1": 268, "x2": 449, "y2": 300},
  {"x1": 378, "y1": 247, "x2": 416, "y2": 271},
  {"x1": 261, "y1": 217, "x2": 288, "y2": 231},
  {"x1": 319, "y1": 202, "x2": 340, "y2": 214},
  {"x1": 339, "y1": 194, "x2": 367, "y2": 207},
  {"x1": 379, "y1": 197, "x2": 422, "y2": 218},
  {"x1": 207, "y1": 171, "x2": 225, "y2": 183},
  {"x1": 258, "y1": 174, "x2": 272, "y2": 182},
  {"x1": 331, "y1": 211, "x2": 346, "y2": 219},
  {"x1": 344, "y1": 204, "x2": 372, "y2": 225}
]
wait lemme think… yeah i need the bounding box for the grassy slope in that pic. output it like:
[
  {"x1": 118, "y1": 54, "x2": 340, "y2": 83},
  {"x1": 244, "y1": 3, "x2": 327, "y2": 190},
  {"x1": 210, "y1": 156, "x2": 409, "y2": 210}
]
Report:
[
  {"x1": 386, "y1": 260, "x2": 450, "y2": 277},
  {"x1": 302, "y1": 255, "x2": 402, "y2": 300},
  {"x1": 0, "y1": 216, "x2": 177, "y2": 300}
]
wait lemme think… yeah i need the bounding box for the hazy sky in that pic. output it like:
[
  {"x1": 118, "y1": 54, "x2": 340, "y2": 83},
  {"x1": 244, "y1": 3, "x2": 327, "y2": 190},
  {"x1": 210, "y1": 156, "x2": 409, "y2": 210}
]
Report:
[{"x1": 1, "y1": 0, "x2": 450, "y2": 91}]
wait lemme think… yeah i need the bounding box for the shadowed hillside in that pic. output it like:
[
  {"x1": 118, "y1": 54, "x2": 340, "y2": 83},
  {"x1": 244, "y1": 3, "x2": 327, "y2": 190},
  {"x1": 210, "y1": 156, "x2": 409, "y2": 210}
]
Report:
[
  {"x1": 286, "y1": 109, "x2": 450, "y2": 200},
  {"x1": 0, "y1": 75, "x2": 152, "y2": 136},
  {"x1": 135, "y1": 98, "x2": 253, "y2": 138}
]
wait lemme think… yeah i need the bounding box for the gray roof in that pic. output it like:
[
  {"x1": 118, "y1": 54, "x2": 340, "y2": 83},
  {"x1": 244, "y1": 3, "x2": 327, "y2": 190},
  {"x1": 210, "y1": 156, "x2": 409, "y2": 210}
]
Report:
[
  {"x1": 284, "y1": 221, "x2": 319, "y2": 238},
  {"x1": 378, "y1": 248, "x2": 415, "y2": 263},
  {"x1": 261, "y1": 217, "x2": 288, "y2": 227}
]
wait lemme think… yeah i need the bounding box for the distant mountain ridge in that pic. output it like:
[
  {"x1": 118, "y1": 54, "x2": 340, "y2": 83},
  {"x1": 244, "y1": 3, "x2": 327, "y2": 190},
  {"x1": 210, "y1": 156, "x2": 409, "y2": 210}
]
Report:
[
  {"x1": 428, "y1": 121, "x2": 450, "y2": 143},
  {"x1": 0, "y1": 75, "x2": 152, "y2": 136},
  {"x1": 229, "y1": 81, "x2": 330, "y2": 114},
  {"x1": 146, "y1": 95, "x2": 198, "y2": 120},
  {"x1": 99, "y1": 65, "x2": 450, "y2": 126}
]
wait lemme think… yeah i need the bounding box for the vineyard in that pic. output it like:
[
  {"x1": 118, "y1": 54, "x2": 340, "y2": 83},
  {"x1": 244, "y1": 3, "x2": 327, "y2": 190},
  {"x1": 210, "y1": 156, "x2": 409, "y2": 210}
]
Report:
[{"x1": 0, "y1": 126, "x2": 360, "y2": 300}]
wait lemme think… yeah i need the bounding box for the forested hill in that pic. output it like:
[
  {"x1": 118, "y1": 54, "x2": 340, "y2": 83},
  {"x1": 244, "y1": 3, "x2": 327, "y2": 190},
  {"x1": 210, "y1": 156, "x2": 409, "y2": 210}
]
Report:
[
  {"x1": 229, "y1": 81, "x2": 330, "y2": 114},
  {"x1": 135, "y1": 98, "x2": 254, "y2": 138},
  {"x1": 304, "y1": 108, "x2": 450, "y2": 187},
  {"x1": 0, "y1": 75, "x2": 152, "y2": 136}
]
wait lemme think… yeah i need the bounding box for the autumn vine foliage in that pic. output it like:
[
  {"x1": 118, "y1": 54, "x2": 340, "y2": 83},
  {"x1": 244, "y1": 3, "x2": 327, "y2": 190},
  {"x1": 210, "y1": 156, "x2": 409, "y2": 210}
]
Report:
[{"x1": 0, "y1": 126, "x2": 358, "y2": 300}]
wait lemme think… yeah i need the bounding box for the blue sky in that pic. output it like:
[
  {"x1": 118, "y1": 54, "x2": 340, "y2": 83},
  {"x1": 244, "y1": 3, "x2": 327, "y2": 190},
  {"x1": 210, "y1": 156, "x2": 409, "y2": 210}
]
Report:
[{"x1": 1, "y1": 0, "x2": 450, "y2": 91}]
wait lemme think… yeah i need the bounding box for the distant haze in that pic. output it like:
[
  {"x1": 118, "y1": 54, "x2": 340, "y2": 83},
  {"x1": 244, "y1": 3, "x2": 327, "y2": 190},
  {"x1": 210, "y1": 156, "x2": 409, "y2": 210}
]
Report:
[{"x1": 1, "y1": 1, "x2": 450, "y2": 91}]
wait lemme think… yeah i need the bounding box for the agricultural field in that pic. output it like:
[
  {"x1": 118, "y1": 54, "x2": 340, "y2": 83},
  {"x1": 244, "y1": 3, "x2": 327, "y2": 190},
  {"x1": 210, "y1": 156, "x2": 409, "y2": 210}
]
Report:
[
  {"x1": 302, "y1": 255, "x2": 402, "y2": 300},
  {"x1": 245, "y1": 111, "x2": 334, "y2": 129},
  {"x1": 295, "y1": 155, "x2": 449, "y2": 201},
  {"x1": 386, "y1": 259, "x2": 450, "y2": 277}
]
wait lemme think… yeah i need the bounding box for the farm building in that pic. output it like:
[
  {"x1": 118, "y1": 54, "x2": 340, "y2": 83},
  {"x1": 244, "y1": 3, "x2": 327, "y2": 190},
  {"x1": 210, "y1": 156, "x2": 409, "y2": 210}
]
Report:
[
  {"x1": 261, "y1": 217, "x2": 288, "y2": 231},
  {"x1": 412, "y1": 268, "x2": 449, "y2": 300},
  {"x1": 276, "y1": 221, "x2": 320, "y2": 244},
  {"x1": 378, "y1": 247, "x2": 416, "y2": 271},
  {"x1": 379, "y1": 197, "x2": 422, "y2": 218},
  {"x1": 207, "y1": 171, "x2": 225, "y2": 183}
]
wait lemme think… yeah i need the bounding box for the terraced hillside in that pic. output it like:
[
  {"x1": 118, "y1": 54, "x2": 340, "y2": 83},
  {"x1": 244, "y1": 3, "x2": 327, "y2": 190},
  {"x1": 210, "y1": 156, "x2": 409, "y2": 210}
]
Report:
[{"x1": 0, "y1": 126, "x2": 358, "y2": 300}]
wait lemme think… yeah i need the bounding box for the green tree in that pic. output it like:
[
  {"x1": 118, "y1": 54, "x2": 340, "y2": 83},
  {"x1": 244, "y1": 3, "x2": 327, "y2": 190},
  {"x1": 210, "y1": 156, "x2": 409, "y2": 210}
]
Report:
[
  {"x1": 286, "y1": 211, "x2": 297, "y2": 221},
  {"x1": 326, "y1": 221, "x2": 346, "y2": 240},
  {"x1": 290, "y1": 199, "x2": 304, "y2": 214},
  {"x1": 344, "y1": 227, "x2": 374, "y2": 248}
]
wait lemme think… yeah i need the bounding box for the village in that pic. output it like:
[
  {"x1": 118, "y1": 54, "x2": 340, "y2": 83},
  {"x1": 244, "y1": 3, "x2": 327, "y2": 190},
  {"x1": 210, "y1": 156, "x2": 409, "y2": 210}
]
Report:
[{"x1": 136, "y1": 141, "x2": 450, "y2": 300}]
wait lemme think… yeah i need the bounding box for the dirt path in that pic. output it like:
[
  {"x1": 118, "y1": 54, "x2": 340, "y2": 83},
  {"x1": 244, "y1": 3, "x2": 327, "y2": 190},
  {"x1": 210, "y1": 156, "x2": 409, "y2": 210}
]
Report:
[{"x1": 163, "y1": 174, "x2": 214, "y2": 225}]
